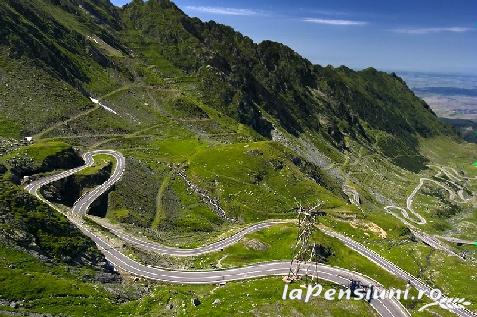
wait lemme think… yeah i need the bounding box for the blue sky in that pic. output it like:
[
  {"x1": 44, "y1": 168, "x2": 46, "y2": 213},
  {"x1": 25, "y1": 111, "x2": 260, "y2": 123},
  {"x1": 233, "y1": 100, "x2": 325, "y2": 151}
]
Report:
[{"x1": 112, "y1": 0, "x2": 477, "y2": 74}]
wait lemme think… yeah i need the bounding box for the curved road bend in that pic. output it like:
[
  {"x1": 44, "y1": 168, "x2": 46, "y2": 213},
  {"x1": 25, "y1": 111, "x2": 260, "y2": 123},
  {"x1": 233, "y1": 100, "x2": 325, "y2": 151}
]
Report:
[
  {"x1": 384, "y1": 164, "x2": 476, "y2": 226},
  {"x1": 383, "y1": 206, "x2": 462, "y2": 258},
  {"x1": 383, "y1": 163, "x2": 477, "y2": 258},
  {"x1": 25, "y1": 150, "x2": 125, "y2": 202},
  {"x1": 319, "y1": 226, "x2": 476, "y2": 317},
  {"x1": 24, "y1": 150, "x2": 410, "y2": 317},
  {"x1": 73, "y1": 151, "x2": 126, "y2": 216},
  {"x1": 95, "y1": 220, "x2": 289, "y2": 257},
  {"x1": 25, "y1": 150, "x2": 474, "y2": 317},
  {"x1": 72, "y1": 214, "x2": 410, "y2": 317}
]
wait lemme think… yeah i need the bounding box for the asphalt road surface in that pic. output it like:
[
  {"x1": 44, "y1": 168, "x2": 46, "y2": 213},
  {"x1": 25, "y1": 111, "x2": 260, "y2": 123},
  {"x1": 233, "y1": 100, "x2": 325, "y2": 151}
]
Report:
[
  {"x1": 24, "y1": 150, "x2": 475, "y2": 317},
  {"x1": 95, "y1": 219, "x2": 289, "y2": 256},
  {"x1": 320, "y1": 226, "x2": 475, "y2": 317}
]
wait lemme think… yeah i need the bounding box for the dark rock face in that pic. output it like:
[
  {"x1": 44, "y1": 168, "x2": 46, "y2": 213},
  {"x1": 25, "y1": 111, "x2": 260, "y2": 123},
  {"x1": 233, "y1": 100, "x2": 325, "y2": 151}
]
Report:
[
  {"x1": 0, "y1": 0, "x2": 123, "y2": 87},
  {"x1": 398, "y1": 227, "x2": 417, "y2": 242},
  {"x1": 41, "y1": 162, "x2": 112, "y2": 207},
  {"x1": 9, "y1": 148, "x2": 84, "y2": 181},
  {"x1": 94, "y1": 271, "x2": 121, "y2": 284},
  {"x1": 89, "y1": 191, "x2": 110, "y2": 218},
  {"x1": 291, "y1": 156, "x2": 343, "y2": 197},
  {"x1": 43, "y1": 148, "x2": 85, "y2": 171},
  {"x1": 0, "y1": 181, "x2": 120, "y2": 282},
  {"x1": 1, "y1": 0, "x2": 456, "y2": 173},
  {"x1": 312, "y1": 244, "x2": 334, "y2": 262},
  {"x1": 119, "y1": 1, "x2": 454, "y2": 171}
]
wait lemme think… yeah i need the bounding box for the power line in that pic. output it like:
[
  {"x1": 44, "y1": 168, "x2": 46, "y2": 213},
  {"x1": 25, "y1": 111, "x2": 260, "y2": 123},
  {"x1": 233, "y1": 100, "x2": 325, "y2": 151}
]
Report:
[{"x1": 286, "y1": 201, "x2": 322, "y2": 282}]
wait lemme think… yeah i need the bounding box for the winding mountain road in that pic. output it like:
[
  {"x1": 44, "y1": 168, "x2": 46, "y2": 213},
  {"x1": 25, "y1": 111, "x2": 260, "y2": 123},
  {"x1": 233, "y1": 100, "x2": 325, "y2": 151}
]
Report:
[
  {"x1": 382, "y1": 164, "x2": 476, "y2": 258},
  {"x1": 319, "y1": 226, "x2": 475, "y2": 317},
  {"x1": 94, "y1": 219, "x2": 289, "y2": 256},
  {"x1": 24, "y1": 150, "x2": 476, "y2": 317},
  {"x1": 73, "y1": 151, "x2": 125, "y2": 216},
  {"x1": 385, "y1": 165, "x2": 475, "y2": 226}
]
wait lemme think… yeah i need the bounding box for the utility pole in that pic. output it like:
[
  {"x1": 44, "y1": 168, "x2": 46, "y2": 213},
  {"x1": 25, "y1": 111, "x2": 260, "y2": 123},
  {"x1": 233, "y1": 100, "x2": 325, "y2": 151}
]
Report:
[{"x1": 286, "y1": 201, "x2": 322, "y2": 282}]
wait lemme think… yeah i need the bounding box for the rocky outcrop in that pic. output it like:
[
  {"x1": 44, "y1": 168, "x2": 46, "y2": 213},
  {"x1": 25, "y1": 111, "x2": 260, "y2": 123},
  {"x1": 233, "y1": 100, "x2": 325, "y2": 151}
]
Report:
[
  {"x1": 120, "y1": 1, "x2": 454, "y2": 171},
  {"x1": 41, "y1": 162, "x2": 112, "y2": 207},
  {"x1": 9, "y1": 147, "x2": 84, "y2": 182},
  {"x1": 313, "y1": 244, "x2": 334, "y2": 262},
  {"x1": 0, "y1": 181, "x2": 120, "y2": 283},
  {"x1": 243, "y1": 238, "x2": 269, "y2": 251},
  {"x1": 176, "y1": 168, "x2": 231, "y2": 221}
]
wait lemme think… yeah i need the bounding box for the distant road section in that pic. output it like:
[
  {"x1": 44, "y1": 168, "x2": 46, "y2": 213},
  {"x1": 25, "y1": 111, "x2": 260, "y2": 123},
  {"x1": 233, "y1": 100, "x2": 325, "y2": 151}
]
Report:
[
  {"x1": 24, "y1": 150, "x2": 476, "y2": 317},
  {"x1": 23, "y1": 150, "x2": 413, "y2": 317}
]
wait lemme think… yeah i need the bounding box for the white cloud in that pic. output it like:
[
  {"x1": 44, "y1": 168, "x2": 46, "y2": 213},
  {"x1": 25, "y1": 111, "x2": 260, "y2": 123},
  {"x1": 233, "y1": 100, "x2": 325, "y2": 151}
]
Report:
[
  {"x1": 301, "y1": 8, "x2": 351, "y2": 17},
  {"x1": 393, "y1": 27, "x2": 472, "y2": 34},
  {"x1": 185, "y1": 6, "x2": 259, "y2": 16},
  {"x1": 303, "y1": 18, "x2": 367, "y2": 26}
]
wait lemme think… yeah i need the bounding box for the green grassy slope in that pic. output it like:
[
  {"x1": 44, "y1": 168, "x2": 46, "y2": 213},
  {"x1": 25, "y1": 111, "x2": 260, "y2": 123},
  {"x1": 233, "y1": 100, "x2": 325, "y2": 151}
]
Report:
[
  {"x1": 0, "y1": 1, "x2": 475, "y2": 317},
  {"x1": 119, "y1": 0, "x2": 454, "y2": 172},
  {"x1": 1, "y1": 0, "x2": 455, "y2": 169}
]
